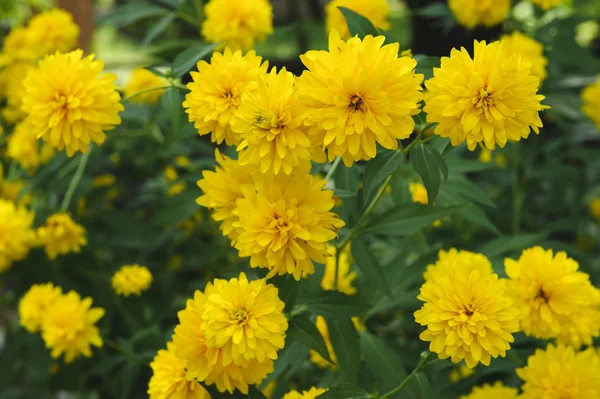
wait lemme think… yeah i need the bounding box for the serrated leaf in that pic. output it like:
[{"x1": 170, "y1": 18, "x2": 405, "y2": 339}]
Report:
[
  {"x1": 338, "y1": 7, "x2": 380, "y2": 38},
  {"x1": 300, "y1": 290, "x2": 371, "y2": 319},
  {"x1": 287, "y1": 315, "x2": 335, "y2": 365},
  {"x1": 362, "y1": 150, "x2": 403, "y2": 205},
  {"x1": 410, "y1": 143, "x2": 442, "y2": 204},
  {"x1": 328, "y1": 318, "x2": 361, "y2": 384},
  {"x1": 351, "y1": 238, "x2": 391, "y2": 296},
  {"x1": 98, "y1": 2, "x2": 168, "y2": 27},
  {"x1": 171, "y1": 44, "x2": 218, "y2": 77},
  {"x1": 360, "y1": 332, "x2": 407, "y2": 392},
  {"x1": 143, "y1": 12, "x2": 176, "y2": 45},
  {"x1": 319, "y1": 384, "x2": 373, "y2": 399}
]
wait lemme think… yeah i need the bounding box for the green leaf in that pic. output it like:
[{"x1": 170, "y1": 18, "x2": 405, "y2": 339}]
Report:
[
  {"x1": 161, "y1": 87, "x2": 184, "y2": 133},
  {"x1": 459, "y1": 205, "x2": 501, "y2": 236},
  {"x1": 270, "y1": 275, "x2": 299, "y2": 313},
  {"x1": 412, "y1": 372, "x2": 432, "y2": 399},
  {"x1": 98, "y1": 2, "x2": 168, "y2": 27},
  {"x1": 287, "y1": 315, "x2": 335, "y2": 365},
  {"x1": 247, "y1": 386, "x2": 268, "y2": 399},
  {"x1": 338, "y1": 7, "x2": 380, "y2": 38},
  {"x1": 259, "y1": 341, "x2": 306, "y2": 387},
  {"x1": 413, "y1": 55, "x2": 440, "y2": 81},
  {"x1": 478, "y1": 233, "x2": 549, "y2": 258},
  {"x1": 143, "y1": 12, "x2": 176, "y2": 45},
  {"x1": 351, "y1": 238, "x2": 392, "y2": 296},
  {"x1": 327, "y1": 318, "x2": 361, "y2": 384},
  {"x1": 319, "y1": 384, "x2": 373, "y2": 399},
  {"x1": 359, "y1": 203, "x2": 463, "y2": 237},
  {"x1": 362, "y1": 150, "x2": 403, "y2": 205},
  {"x1": 441, "y1": 176, "x2": 495, "y2": 208},
  {"x1": 171, "y1": 44, "x2": 218, "y2": 77},
  {"x1": 300, "y1": 290, "x2": 371, "y2": 319},
  {"x1": 360, "y1": 331, "x2": 407, "y2": 392},
  {"x1": 410, "y1": 143, "x2": 445, "y2": 204}
]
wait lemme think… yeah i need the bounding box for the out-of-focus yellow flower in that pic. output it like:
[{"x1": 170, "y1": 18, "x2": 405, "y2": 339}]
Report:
[
  {"x1": 448, "y1": 0, "x2": 510, "y2": 28},
  {"x1": 501, "y1": 31, "x2": 548, "y2": 83},
  {"x1": 529, "y1": 0, "x2": 567, "y2": 10},
  {"x1": 0, "y1": 27, "x2": 37, "y2": 65},
  {"x1": 111, "y1": 264, "x2": 153, "y2": 297},
  {"x1": 505, "y1": 246, "x2": 600, "y2": 348},
  {"x1": 168, "y1": 181, "x2": 186, "y2": 197},
  {"x1": 325, "y1": 0, "x2": 390, "y2": 39},
  {"x1": 0, "y1": 62, "x2": 33, "y2": 124},
  {"x1": 309, "y1": 315, "x2": 336, "y2": 369},
  {"x1": 0, "y1": 199, "x2": 36, "y2": 273},
  {"x1": 22, "y1": 50, "x2": 123, "y2": 156},
  {"x1": 41, "y1": 290, "x2": 104, "y2": 363},
  {"x1": 124, "y1": 67, "x2": 168, "y2": 104},
  {"x1": 201, "y1": 0, "x2": 273, "y2": 51},
  {"x1": 175, "y1": 156, "x2": 192, "y2": 169},
  {"x1": 92, "y1": 174, "x2": 116, "y2": 188},
  {"x1": 148, "y1": 342, "x2": 212, "y2": 399},
  {"x1": 8, "y1": 119, "x2": 56, "y2": 173},
  {"x1": 262, "y1": 380, "x2": 276, "y2": 399},
  {"x1": 409, "y1": 182, "x2": 442, "y2": 226},
  {"x1": 18, "y1": 282, "x2": 63, "y2": 333},
  {"x1": 321, "y1": 245, "x2": 356, "y2": 295},
  {"x1": 449, "y1": 364, "x2": 475, "y2": 382},
  {"x1": 0, "y1": 177, "x2": 31, "y2": 206},
  {"x1": 582, "y1": 77, "x2": 600, "y2": 131},
  {"x1": 478, "y1": 148, "x2": 507, "y2": 167},
  {"x1": 37, "y1": 213, "x2": 87, "y2": 260},
  {"x1": 183, "y1": 49, "x2": 268, "y2": 146},
  {"x1": 297, "y1": 30, "x2": 423, "y2": 167},
  {"x1": 590, "y1": 198, "x2": 600, "y2": 221},
  {"x1": 26, "y1": 9, "x2": 79, "y2": 57},
  {"x1": 282, "y1": 387, "x2": 327, "y2": 399},
  {"x1": 459, "y1": 381, "x2": 519, "y2": 399},
  {"x1": 425, "y1": 40, "x2": 548, "y2": 151},
  {"x1": 164, "y1": 166, "x2": 178, "y2": 182}
]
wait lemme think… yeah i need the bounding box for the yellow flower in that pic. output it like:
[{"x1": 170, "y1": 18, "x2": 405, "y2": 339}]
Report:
[
  {"x1": 501, "y1": 32, "x2": 548, "y2": 83},
  {"x1": 282, "y1": 387, "x2": 327, "y2": 399},
  {"x1": 92, "y1": 174, "x2": 116, "y2": 188},
  {"x1": 449, "y1": 364, "x2": 475, "y2": 382},
  {"x1": 423, "y1": 248, "x2": 493, "y2": 282},
  {"x1": 21, "y1": 50, "x2": 123, "y2": 156},
  {"x1": 0, "y1": 177, "x2": 31, "y2": 206},
  {"x1": 183, "y1": 48, "x2": 268, "y2": 146},
  {"x1": 111, "y1": 264, "x2": 153, "y2": 297},
  {"x1": 0, "y1": 62, "x2": 34, "y2": 124},
  {"x1": 0, "y1": 27, "x2": 37, "y2": 64},
  {"x1": 459, "y1": 381, "x2": 519, "y2": 399},
  {"x1": 26, "y1": 9, "x2": 79, "y2": 57},
  {"x1": 262, "y1": 380, "x2": 276, "y2": 399},
  {"x1": 409, "y1": 182, "x2": 442, "y2": 226},
  {"x1": 41, "y1": 290, "x2": 104, "y2": 363},
  {"x1": 325, "y1": 0, "x2": 390, "y2": 39},
  {"x1": 448, "y1": 0, "x2": 510, "y2": 28},
  {"x1": 235, "y1": 173, "x2": 345, "y2": 280},
  {"x1": 321, "y1": 245, "x2": 357, "y2": 295},
  {"x1": 504, "y1": 246, "x2": 600, "y2": 348},
  {"x1": 197, "y1": 150, "x2": 253, "y2": 242},
  {"x1": 529, "y1": 0, "x2": 567, "y2": 10},
  {"x1": 37, "y1": 213, "x2": 87, "y2": 260},
  {"x1": 124, "y1": 67, "x2": 168, "y2": 104},
  {"x1": 424, "y1": 40, "x2": 548, "y2": 151},
  {"x1": 168, "y1": 182, "x2": 187, "y2": 197},
  {"x1": 201, "y1": 0, "x2": 273, "y2": 51},
  {"x1": 309, "y1": 315, "x2": 336, "y2": 369},
  {"x1": 590, "y1": 198, "x2": 600, "y2": 222},
  {"x1": 8, "y1": 118, "x2": 56, "y2": 173},
  {"x1": 517, "y1": 344, "x2": 600, "y2": 398},
  {"x1": 0, "y1": 199, "x2": 36, "y2": 273},
  {"x1": 582, "y1": 77, "x2": 600, "y2": 131},
  {"x1": 414, "y1": 250, "x2": 519, "y2": 368},
  {"x1": 148, "y1": 342, "x2": 212, "y2": 399},
  {"x1": 18, "y1": 283, "x2": 63, "y2": 333},
  {"x1": 164, "y1": 166, "x2": 178, "y2": 182},
  {"x1": 297, "y1": 30, "x2": 423, "y2": 167},
  {"x1": 233, "y1": 67, "x2": 318, "y2": 175}
]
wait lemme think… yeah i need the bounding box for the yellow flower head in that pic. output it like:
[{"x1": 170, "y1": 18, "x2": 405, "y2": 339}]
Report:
[
  {"x1": 8, "y1": 118, "x2": 56, "y2": 173},
  {"x1": 423, "y1": 248, "x2": 493, "y2": 282},
  {"x1": 309, "y1": 315, "x2": 336, "y2": 369},
  {"x1": 201, "y1": 0, "x2": 273, "y2": 51},
  {"x1": 504, "y1": 246, "x2": 600, "y2": 348},
  {"x1": 448, "y1": 364, "x2": 475, "y2": 382},
  {"x1": 517, "y1": 344, "x2": 600, "y2": 398},
  {"x1": 0, "y1": 199, "x2": 36, "y2": 273},
  {"x1": 282, "y1": 387, "x2": 327, "y2": 399},
  {"x1": 37, "y1": 212, "x2": 87, "y2": 260},
  {"x1": 41, "y1": 290, "x2": 104, "y2": 363},
  {"x1": 111, "y1": 264, "x2": 153, "y2": 297},
  {"x1": 409, "y1": 182, "x2": 429, "y2": 205},
  {"x1": 196, "y1": 150, "x2": 253, "y2": 242},
  {"x1": 414, "y1": 250, "x2": 519, "y2": 368},
  {"x1": 233, "y1": 67, "x2": 318, "y2": 175},
  {"x1": 0, "y1": 177, "x2": 31, "y2": 206},
  {"x1": 459, "y1": 381, "x2": 519, "y2": 399},
  {"x1": 0, "y1": 62, "x2": 34, "y2": 124},
  {"x1": 148, "y1": 342, "x2": 212, "y2": 399},
  {"x1": 590, "y1": 198, "x2": 600, "y2": 222},
  {"x1": 298, "y1": 30, "x2": 423, "y2": 167},
  {"x1": 92, "y1": 173, "x2": 116, "y2": 188},
  {"x1": 582, "y1": 77, "x2": 600, "y2": 131},
  {"x1": 18, "y1": 282, "x2": 63, "y2": 333},
  {"x1": 184, "y1": 48, "x2": 268, "y2": 146},
  {"x1": 26, "y1": 9, "x2": 79, "y2": 56},
  {"x1": 501, "y1": 32, "x2": 548, "y2": 83},
  {"x1": 235, "y1": 173, "x2": 345, "y2": 280},
  {"x1": 168, "y1": 181, "x2": 187, "y2": 197},
  {"x1": 21, "y1": 50, "x2": 124, "y2": 156},
  {"x1": 0, "y1": 27, "x2": 37, "y2": 64},
  {"x1": 124, "y1": 67, "x2": 168, "y2": 104},
  {"x1": 529, "y1": 0, "x2": 567, "y2": 10},
  {"x1": 325, "y1": 0, "x2": 391, "y2": 39},
  {"x1": 321, "y1": 245, "x2": 357, "y2": 295},
  {"x1": 164, "y1": 166, "x2": 178, "y2": 182},
  {"x1": 448, "y1": 0, "x2": 510, "y2": 28}
]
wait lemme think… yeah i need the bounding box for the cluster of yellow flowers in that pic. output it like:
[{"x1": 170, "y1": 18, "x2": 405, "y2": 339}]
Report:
[{"x1": 18, "y1": 283, "x2": 104, "y2": 363}]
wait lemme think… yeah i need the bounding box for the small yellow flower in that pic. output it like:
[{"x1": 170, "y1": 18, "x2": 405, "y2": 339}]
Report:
[
  {"x1": 168, "y1": 182, "x2": 187, "y2": 197},
  {"x1": 124, "y1": 67, "x2": 168, "y2": 104},
  {"x1": 590, "y1": 198, "x2": 600, "y2": 222},
  {"x1": 41, "y1": 290, "x2": 104, "y2": 363},
  {"x1": 321, "y1": 245, "x2": 357, "y2": 295},
  {"x1": 0, "y1": 62, "x2": 34, "y2": 124},
  {"x1": 459, "y1": 381, "x2": 519, "y2": 399},
  {"x1": 425, "y1": 40, "x2": 548, "y2": 150},
  {"x1": 22, "y1": 50, "x2": 123, "y2": 156},
  {"x1": 92, "y1": 174, "x2": 116, "y2": 188},
  {"x1": 448, "y1": 0, "x2": 510, "y2": 28},
  {"x1": 449, "y1": 364, "x2": 475, "y2": 382},
  {"x1": 0, "y1": 199, "x2": 36, "y2": 273},
  {"x1": 325, "y1": 0, "x2": 390, "y2": 39},
  {"x1": 504, "y1": 246, "x2": 600, "y2": 348},
  {"x1": 501, "y1": 31, "x2": 548, "y2": 83},
  {"x1": 148, "y1": 342, "x2": 212, "y2": 399},
  {"x1": 183, "y1": 48, "x2": 268, "y2": 146},
  {"x1": 18, "y1": 283, "x2": 63, "y2": 333},
  {"x1": 201, "y1": 0, "x2": 273, "y2": 51},
  {"x1": 529, "y1": 0, "x2": 567, "y2": 10},
  {"x1": 282, "y1": 387, "x2": 327, "y2": 399},
  {"x1": 309, "y1": 315, "x2": 336, "y2": 370},
  {"x1": 37, "y1": 213, "x2": 87, "y2": 260},
  {"x1": 164, "y1": 166, "x2": 178, "y2": 182},
  {"x1": 297, "y1": 30, "x2": 423, "y2": 167},
  {"x1": 26, "y1": 9, "x2": 79, "y2": 57},
  {"x1": 175, "y1": 156, "x2": 193, "y2": 169},
  {"x1": 111, "y1": 264, "x2": 153, "y2": 297},
  {"x1": 582, "y1": 77, "x2": 600, "y2": 131},
  {"x1": 8, "y1": 118, "x2": 56, "y2": 173},
  {"x1": 517, "y1": 344, "x2": 600, "y2": 398},
  {"x1": 478, "y1": 148, "x2": 506, "y2": 167},
  {"x1": 409, "y1": 182, "x2": 442, "y2": 226},
  {"x1": 0, "y1": 27, "x2": 37, "y2": 65}
]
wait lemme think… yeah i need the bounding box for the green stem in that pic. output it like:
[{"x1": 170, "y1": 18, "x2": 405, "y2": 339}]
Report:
[
  {"x1": 121, "y1": 85, "x2": 174, "y2": 103},
  {"x1": 511, "y1": 143, "x2": 522, "y2": 234},
  {"x1": 60, "y1": 147, "x2": 92, "y2": 212},
  {"x1": 380, "y1": 352, "x2": 431, "y2": 399},
  {"x1": 324, "y1": 157, "x2": 342, "y2": 181},
  {"x1": 403, "y1": 129, "x2": 424, "y2": 154}
]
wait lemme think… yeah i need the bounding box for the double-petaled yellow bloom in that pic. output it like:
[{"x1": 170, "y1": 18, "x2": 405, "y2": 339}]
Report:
[
  {"x1": 0, "y1": 199, "x2": 36, "y2": 273},
  {"x1": 282, "y1": 387, "x2": 327, "y2": 399},
  {"x1": 18, "y1": 283, "x2": 63, "y2": 333},
  {"x1": 37, "y1": 213, "x2": 87, "y2": 260},
  {"x1": 501, "y1": 31, "x2": 548, "y2": 83},
  {"x1": 448, "y1": 0, "x2": 510, "y2": 28},
  {"x1": 460, "y1": 382, "x2": 519, "y2": 399},
  {"x1": 8, "y1": 118, "x2": 55, "y2": 173},
  {"x1": 26, "y1": 9, "x2": 79, "y2": 56},
  {"x1": 111, "y1": 264, "x2": 153, "y2": 297}
]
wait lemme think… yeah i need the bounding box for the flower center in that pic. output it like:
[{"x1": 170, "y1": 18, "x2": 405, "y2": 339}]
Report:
[
  {"x1": 348, "y1": 94, "x2": 365, "y2": 112},
  {"x1": 233, "y1": 308, "x2": 249, "y2": 325},
  {"x1": 536, "y1": 288, "x2": 550, "y2": 303},
  {"x1": 474, "y1": 88, "x2": 493, "y2": 110}
]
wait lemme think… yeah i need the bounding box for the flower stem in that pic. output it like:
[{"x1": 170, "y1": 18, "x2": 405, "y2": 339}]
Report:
[
  {"x1": 121, "y1": 85, "x2": 175, "y2": 103},
  {"x1": 60, "y1": 147, "x2": 92, "y2": 212},
  {"x1": 324, "y1": 157, "x2": 342, "y2": 182},
  {"x1": 380, "y1": 352, "x2": 432, "y2": 399},
  {"x1": 511, "y1": 143, "x2": 523, "y2": 234}
]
